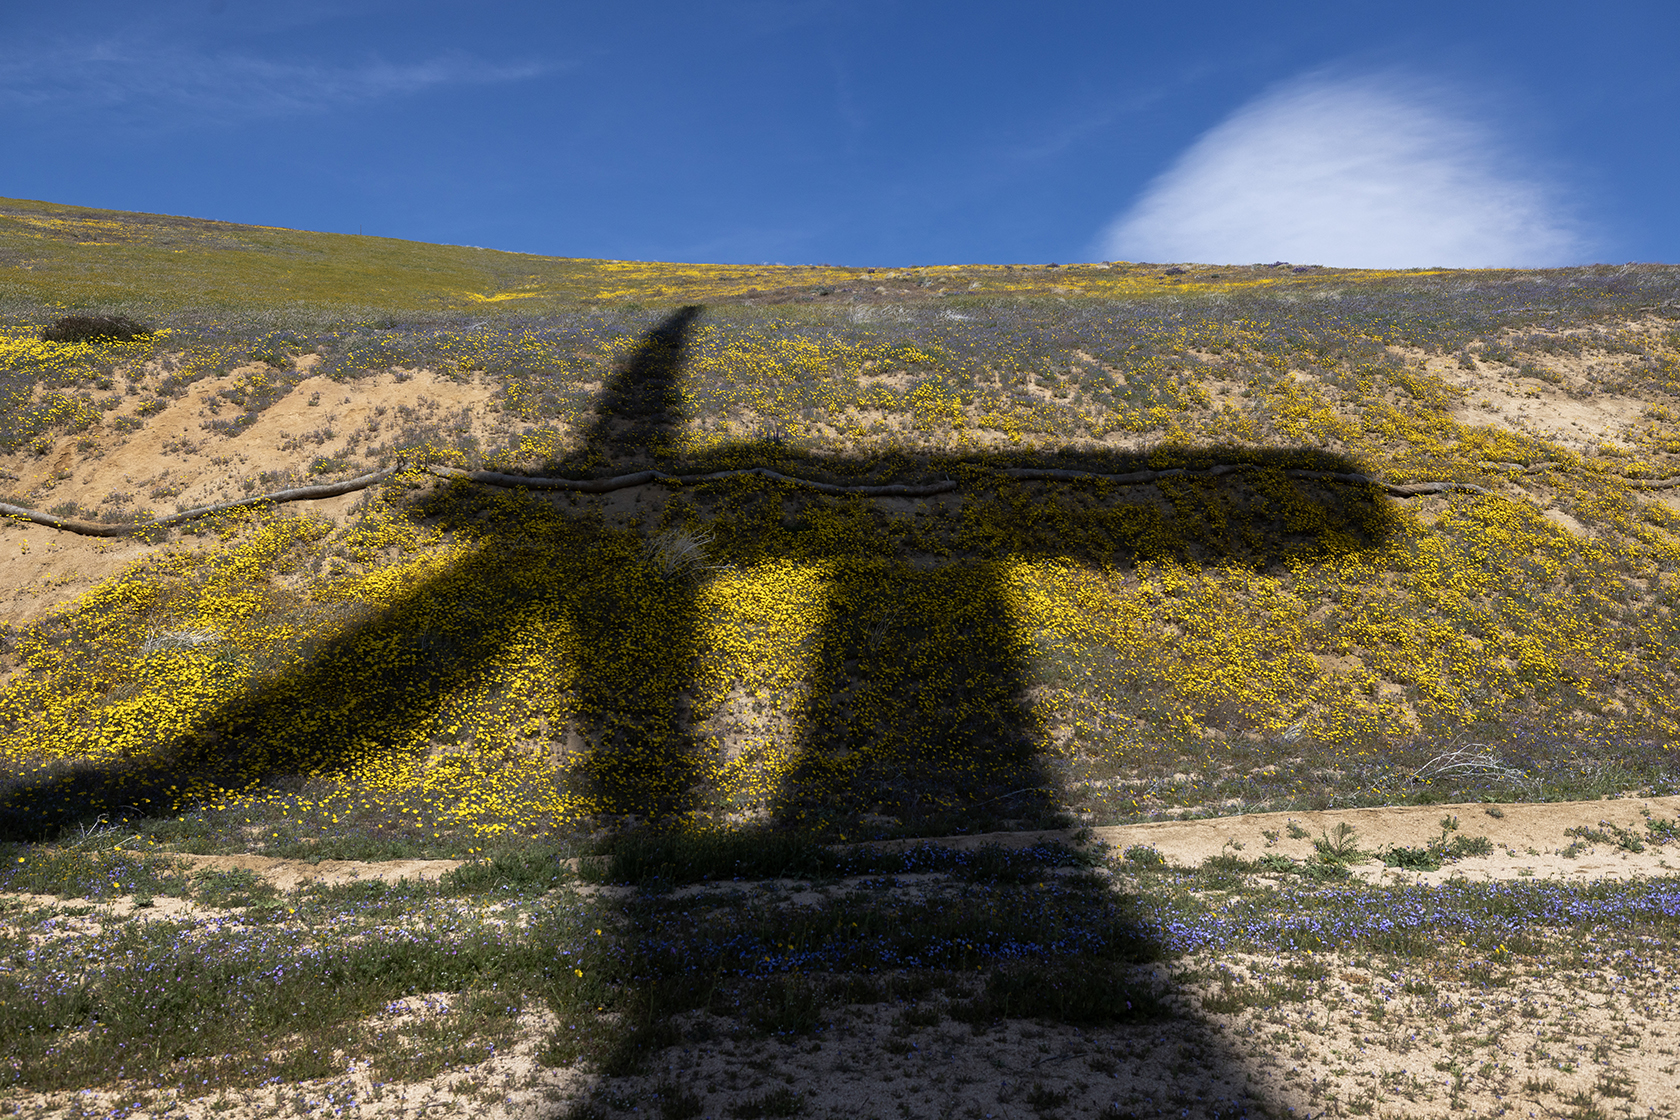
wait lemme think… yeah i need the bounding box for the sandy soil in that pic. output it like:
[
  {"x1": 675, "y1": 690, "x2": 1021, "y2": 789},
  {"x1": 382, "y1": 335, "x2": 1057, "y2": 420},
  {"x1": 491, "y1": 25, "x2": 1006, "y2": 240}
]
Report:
[
  {"x1": 1441, "y1": 361, "x2": 1648, "y2": 453},
  {"x1": 1089, "y1": 795, "x2": 1680, "y2": 884},
  {"x1": 19, "y1": 362, "x2": 499, "y2": 521},
  {"x1": 1389, "y1": 323, "x2": 1673, "y2": 455},
  {"x1": 13, "y1": 941, "x2": 1678, "y2": 1120},
  {"x1": 0, "y1": 363, "x2": 507, "y2": 625},
  {"x1": 859, "y1": 795, "x2": 1680, "y2": 884},
  {"x1": 167, "y1": 851, "x2": 465, "y2": 891}
]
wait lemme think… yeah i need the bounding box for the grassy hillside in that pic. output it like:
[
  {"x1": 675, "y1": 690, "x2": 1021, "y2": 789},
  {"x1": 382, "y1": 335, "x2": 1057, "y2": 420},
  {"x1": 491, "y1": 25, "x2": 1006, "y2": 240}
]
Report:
[
  {"x1": 1, "y1": 193, "x2": 1483, "y2": 314},
  {"x1": 2, "y1": 196, "x2": 1679, "y2": 849},
  {"x1": 4, "y1": 197, "x2": 1680, "y2": 1119}
]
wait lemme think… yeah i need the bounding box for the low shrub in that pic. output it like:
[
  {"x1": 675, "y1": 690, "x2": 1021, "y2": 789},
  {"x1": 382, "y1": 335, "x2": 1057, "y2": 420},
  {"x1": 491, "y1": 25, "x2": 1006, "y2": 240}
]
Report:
[{"x1": 40, "y1": 315, "x2": 151, "y2": 343}]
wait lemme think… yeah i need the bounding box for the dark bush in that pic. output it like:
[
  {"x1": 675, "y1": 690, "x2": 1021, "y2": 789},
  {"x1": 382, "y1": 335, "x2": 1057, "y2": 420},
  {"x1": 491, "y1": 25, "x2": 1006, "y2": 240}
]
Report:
[{"x1": 40, "y1": 315, "x2": 151, "y2": 344}]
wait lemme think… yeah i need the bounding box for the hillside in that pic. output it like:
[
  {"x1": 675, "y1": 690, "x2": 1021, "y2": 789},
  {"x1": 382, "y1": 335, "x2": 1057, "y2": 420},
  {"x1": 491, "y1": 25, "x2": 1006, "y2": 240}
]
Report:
[
  {"x1": 4, "y1": 195, "x2": 1678, "y2": 843},
  {"x1": 3, "y1": 197, "x2": 1680, "y2": 1118}
]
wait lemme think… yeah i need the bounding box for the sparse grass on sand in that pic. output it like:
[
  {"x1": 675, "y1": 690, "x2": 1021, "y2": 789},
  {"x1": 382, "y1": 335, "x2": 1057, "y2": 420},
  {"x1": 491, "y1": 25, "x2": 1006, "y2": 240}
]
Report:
[
  {"x1": 1, "y1": 196, "x2": 1679, "y2": 1117},
  {"x1": 5, "y1": 815, "x2": 1680, "y2": 1119}
]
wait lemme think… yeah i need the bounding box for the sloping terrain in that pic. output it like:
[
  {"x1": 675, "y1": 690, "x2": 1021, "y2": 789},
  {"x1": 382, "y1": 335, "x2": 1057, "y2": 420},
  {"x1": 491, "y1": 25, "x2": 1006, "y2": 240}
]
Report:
[{"x1": 1, "y1": 197, "x2": 1679, "y2": 1117}]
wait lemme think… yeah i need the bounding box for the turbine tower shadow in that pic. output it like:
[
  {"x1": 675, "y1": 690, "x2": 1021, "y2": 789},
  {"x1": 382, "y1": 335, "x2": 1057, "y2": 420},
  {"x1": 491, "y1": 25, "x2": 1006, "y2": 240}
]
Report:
[
  {"x1": 0, "y1": 303, "x2": 1400, "y2": 1117},
  {"x1": 1, "y1": 302, "x2": 1398, "y2": 840}
]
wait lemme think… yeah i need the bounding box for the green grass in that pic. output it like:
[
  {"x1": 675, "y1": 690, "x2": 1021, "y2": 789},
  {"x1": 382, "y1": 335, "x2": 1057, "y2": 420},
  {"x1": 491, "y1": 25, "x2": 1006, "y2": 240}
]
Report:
[{"x1": 0, "y1": 839, "x2": 190, "y2": 899}]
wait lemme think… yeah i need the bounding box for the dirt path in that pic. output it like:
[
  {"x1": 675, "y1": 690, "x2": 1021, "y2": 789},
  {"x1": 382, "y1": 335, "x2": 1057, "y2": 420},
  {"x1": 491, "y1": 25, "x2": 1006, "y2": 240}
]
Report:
[
  {"x1": 874, "y1": 794, "x2": 1680, "y2": 883},
  {"x1": 166, "y1": 852, "x2": 464, "y2": 891},
  {"x1": 139, "y1": 795, "x2": 1680, "y2": 894}
]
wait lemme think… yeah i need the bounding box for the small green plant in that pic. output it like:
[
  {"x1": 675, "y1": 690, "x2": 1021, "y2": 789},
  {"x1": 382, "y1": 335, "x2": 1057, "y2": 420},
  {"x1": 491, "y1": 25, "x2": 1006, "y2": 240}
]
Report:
[
  {"x1": 1298, "y1": 860, "x2": 1352, "y2": 882},
  {"x1": 1121, "y1": 844, "x2": 1165, "y2": 866},
  {"x1": 1024, "y1": 1083, "x2": 1071, "y2": 1109},
  {"x1": 892, "y1": 1004, "x2": 942, "y2": 1034},
  {"x1": 1449, "y1": 835, "x2": 1493, "y2": 857},
  {"x1": 597, "y1": 1019, "x2": 686, "y2": 1076},
  {"x1": 1381, "y1": 844, "x2": 1442, "y2": 871},
  {"x1": 1200, "y1": 852, "x2": 1255, "y2": 887},
  {"x1": 1381, "y1": 828, "x2": 1494, "y2": 870},
  {"x1": 953, "y1": 963, "x2": 1167, "y2": 1025},
  {"x1": 1646, "y1": 815, "x2": 1680, "y2": 844},
  {"x1": 192, "y1": 867, "x2": 277, "y2": 908},
  {"x1": 745, "y1": 977, "x2": 825, "y2": 1036},
  {"x1": 1286, "y1": 821, "x2": 1311, "y2": 839},
  {"x1": 585, "y1": 830, "x2": 838, "y2": 885},
  {"x1": 1561, "y1": 1094, "x2": 1610, "y2": 1120},
  {"x1": 1201, "y1": 974, "x2": 1311, "y2": 1013},
  {"x1": 0, "y1": 843, "x2": 189, "y2": 898},
  {"x1": 1313, "y1": 822, "x2": 1364, "y2": 864},
  {"x1": 1593, "y1": 1071, "x2": 1636, "y2": 1099},
  {"x1": 1483, "y1": 804, "x2": 1505, "y2": 818},
  {"x1": 444, "y1": 843, "x2": 577, "y2": 893},
  {"x1": 1564, "y1": 822, "x2": 1647, "y2": 853}
]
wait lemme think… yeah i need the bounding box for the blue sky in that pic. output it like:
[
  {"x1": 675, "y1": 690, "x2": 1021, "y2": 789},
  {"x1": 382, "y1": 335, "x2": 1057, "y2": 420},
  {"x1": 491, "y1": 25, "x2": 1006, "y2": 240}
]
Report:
[{"x1": 2, "y1": 1, "x2": 1676, "y2": 267}]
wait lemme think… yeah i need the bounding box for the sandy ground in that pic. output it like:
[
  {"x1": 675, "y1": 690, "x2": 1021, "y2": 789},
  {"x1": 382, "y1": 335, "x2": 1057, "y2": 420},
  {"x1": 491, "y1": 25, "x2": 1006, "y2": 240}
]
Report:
[
  {"x1": 14, "y1": 949, "x2": 1678, "y2": 1120},
  {"x1": 166, "y1": 851, "x2": 465, "y2": 892},
  {"x1": 10, "y1": 796, "x2": 1680, "y2": 1119},
  {"x1": 1393, "y1": 323, "x2": 1668, "y2": 455},
  {"x1": 863, "y1": 795, "x2": 1680, "y2": 884},
  {"x1": 1098, "y1": 795, "x2": 1680, "y2": 884},
  {"x1": 0, "y1": 362, "x2": 508, "y2": 626}
]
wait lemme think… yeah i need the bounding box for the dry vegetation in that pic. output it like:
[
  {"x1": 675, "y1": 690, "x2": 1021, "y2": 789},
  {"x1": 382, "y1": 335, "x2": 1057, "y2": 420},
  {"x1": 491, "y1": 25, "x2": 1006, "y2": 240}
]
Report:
[{"x1": 1, "y1": 195, "x2": 1679, "y2": 1118}]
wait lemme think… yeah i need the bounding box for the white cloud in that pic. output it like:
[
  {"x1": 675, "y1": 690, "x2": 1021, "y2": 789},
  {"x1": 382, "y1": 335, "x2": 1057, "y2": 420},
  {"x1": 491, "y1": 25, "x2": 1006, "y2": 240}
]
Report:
[
  {"x1": 0, "y1": 42, "x2": 545, "y2": 125},
  {"x1": 1097, "y1": 72, "x2": 1589, "y2": 268}
]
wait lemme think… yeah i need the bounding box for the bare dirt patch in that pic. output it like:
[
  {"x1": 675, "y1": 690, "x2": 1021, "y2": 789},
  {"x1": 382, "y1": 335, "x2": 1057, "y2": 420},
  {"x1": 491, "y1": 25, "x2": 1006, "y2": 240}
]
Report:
[
  {"x1": 862, "y1": 795, "x2": 1680, "y2": 883},
  {"x1": 0, "y1": 365, "x2": 499, "y2": 521},
  {"x1": 1447, "y1": 372, "x2": 1647, "y2": 451},
  {"x1": 1087, "y1": 795, "x2": 1680, "y2": 883},
  {"x1": 168, "y1": 852, "x2": 463, "y2": 892},
  {"x1": 0, "y1": 529, "x2": 155, "y2": 626},
  {"x1": 0, "y1": 365, "x2": 508, "y2": 623},
  {"x1": 1394, "y1": 333, "x2": 1660, "y2": 453}
]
